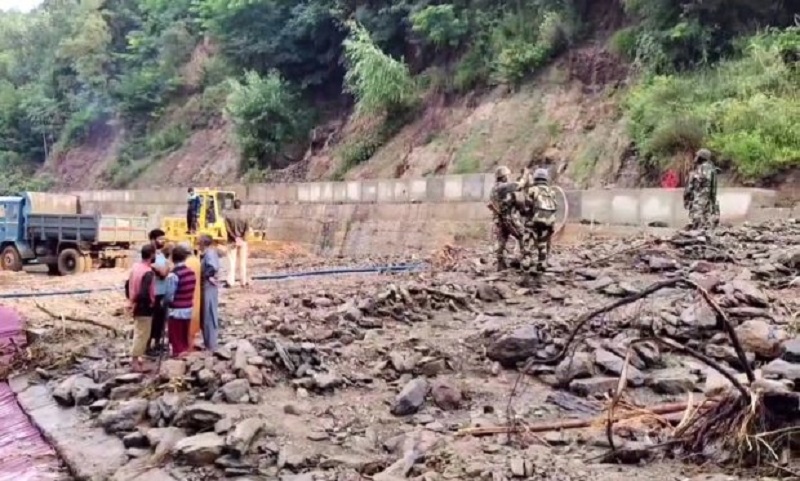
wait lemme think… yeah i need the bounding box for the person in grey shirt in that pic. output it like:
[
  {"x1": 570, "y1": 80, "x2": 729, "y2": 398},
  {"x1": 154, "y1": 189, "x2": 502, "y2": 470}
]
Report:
[{"x1": 198, "y1": 234, "x2": 221, "y2": 351}]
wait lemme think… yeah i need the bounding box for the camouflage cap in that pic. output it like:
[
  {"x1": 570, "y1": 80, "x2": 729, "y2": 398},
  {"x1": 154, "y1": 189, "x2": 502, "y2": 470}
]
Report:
[
  {"x1": 695, "y1": 148, "x2": 712, "y2": 161},
  {"x1": 495, "y1": 165, "x2": 511, "y2": 180},
  {"x1": 533, "y1": 168, "x2": 549, "y2": 182}
]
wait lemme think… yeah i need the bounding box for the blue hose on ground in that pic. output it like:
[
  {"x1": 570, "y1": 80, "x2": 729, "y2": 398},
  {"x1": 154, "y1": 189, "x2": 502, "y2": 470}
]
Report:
[{"x1": 0, "y1": 262, "x2": 427, "y2": 300}]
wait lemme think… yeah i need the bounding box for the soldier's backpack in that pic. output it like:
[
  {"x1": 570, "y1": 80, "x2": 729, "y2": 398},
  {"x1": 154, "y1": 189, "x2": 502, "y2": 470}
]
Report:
[{"x1": 533, "y1": 185, "x2": 558, "y2": 213}]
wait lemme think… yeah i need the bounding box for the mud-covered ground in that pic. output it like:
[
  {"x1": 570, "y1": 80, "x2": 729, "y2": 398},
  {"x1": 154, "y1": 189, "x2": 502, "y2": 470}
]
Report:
[{"x1": 2, "y1": 222, "x2": 799, "y2": 481}]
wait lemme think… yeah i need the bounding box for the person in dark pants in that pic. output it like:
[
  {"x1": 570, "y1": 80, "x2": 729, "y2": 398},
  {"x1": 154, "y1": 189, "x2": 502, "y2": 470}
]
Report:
[
  {"x1": 187, "y1": 187, "x2": 201, "y2": 234},
  {"x1": 147, "y1": 229, "x2": 170, "y2": 356},
  {"x1": 163, "y1": 245, "x2": 197, "y2": 357}
]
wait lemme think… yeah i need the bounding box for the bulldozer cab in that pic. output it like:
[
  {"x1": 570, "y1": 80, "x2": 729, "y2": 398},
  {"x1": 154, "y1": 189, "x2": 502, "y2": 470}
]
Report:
[{"x1": 162, "y1": 189, "x2": 238, "y2": 244}]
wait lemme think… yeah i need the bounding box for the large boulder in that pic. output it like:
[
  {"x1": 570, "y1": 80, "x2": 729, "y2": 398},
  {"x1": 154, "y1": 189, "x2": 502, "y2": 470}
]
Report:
[
  {"x1": 735, "y1": 320, "x2": 787, "y2": 359},
  {"x1": 487, "y1": 326, "x2": 543, "y2": 368}
]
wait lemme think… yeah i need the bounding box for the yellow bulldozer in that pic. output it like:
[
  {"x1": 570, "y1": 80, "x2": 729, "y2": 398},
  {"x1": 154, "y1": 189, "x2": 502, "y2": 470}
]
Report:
[{"x1": 160, "y1": 189, "x2": 266, "y2": 249}]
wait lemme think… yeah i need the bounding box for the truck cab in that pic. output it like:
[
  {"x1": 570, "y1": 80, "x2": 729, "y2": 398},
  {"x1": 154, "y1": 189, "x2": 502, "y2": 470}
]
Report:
[{"x1": 0, "y1": 196, "x2": 32, "y2": 271}]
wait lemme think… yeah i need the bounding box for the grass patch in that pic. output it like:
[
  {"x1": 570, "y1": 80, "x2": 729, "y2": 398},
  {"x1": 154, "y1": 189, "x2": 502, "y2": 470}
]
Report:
[
  {"x1": 452, "y1": 129, "x2": 483, "y2": 174},
  {"x1": 625, "y1": 28, "x2": 800, "y2": 178},
  {"x1": 107, "y1": 124, "x2": 190, "y2": 187}
]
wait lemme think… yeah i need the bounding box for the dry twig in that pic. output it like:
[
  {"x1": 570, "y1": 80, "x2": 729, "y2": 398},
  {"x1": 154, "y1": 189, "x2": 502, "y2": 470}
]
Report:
[{"x1": 35, "y1": 302, "x2": 121, "y2": 336}]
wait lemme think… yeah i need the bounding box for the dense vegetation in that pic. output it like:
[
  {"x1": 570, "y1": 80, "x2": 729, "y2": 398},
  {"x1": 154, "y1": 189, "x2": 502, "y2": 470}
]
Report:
[{"x1": 0, "y1": 0, "x2": 797, "y2": 193}]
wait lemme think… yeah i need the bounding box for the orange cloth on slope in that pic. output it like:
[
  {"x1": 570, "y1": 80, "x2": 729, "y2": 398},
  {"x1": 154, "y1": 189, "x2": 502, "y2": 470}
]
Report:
[{"x1": 186, "y1": 255, "x2": 202, "y2": 350}]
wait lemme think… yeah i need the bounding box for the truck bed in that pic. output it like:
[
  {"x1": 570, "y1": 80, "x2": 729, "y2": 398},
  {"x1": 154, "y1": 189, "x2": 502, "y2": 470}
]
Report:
[{"x1": 26, "y1": 214, "x2": 148, "y2": 245}]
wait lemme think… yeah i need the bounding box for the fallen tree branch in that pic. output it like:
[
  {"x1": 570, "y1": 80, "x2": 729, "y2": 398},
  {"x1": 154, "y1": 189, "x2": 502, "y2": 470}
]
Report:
[
  {"x1": 682, "y1": 279, "x2": 755, "y2": 383},
  {"x1": 458, "y1": 400, "x2": 714, "y2": 437},
  {"x1": 34, "y1": 302, "x2": 120, "y2": 336}
]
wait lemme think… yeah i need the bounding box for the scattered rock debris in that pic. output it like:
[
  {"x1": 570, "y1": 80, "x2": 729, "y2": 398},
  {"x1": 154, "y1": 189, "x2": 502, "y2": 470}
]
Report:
[{"x1": 3, "y1": 219, "x2": 799, "y2": 480}]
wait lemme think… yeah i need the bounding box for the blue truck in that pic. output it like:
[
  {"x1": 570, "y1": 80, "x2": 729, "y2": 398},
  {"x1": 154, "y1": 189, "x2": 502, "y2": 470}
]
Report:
[{"x1": 0, "y1": 192, "x2": 148, "y2": 276}]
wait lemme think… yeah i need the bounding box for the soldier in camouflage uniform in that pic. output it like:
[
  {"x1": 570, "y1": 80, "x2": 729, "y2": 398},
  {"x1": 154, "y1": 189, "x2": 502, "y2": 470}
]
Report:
[
  {"x1": 684, "y1": 148, "x2": 720, "y2": 230},
  {"x1": 518, "y1": 168, "x2": 558, "y2": 273},
  {"x1": 488, "y1": 166, "x2": 524, "y2": 270}
]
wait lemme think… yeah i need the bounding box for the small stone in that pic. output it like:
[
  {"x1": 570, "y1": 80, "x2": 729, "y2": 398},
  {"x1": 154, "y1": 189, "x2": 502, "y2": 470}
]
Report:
[
  {"x1": 703, "y1": 370, "x2": 748, "y2": 397},
  {"x1": 648, "y1": 256, "x2": 676, "y2": 271},
  {"x1": 418, "y1": 358, "x2": 448, "y2": 377},
  {"x1": 313, "y1": 372, "x2": 343, "y2": 390},
  {"x1": 476, "y1": 283, "x2": 502, "y2": 302},
  {"x1": 555, "y1": 352, "x2": 594, "y2": 386},
  {"x1": 197, "y1": 369, "x2": 215, "y2": 385},
  {"x1": 126, "y1": 448, "x2": 150, "y2": 459},
  {"x1": 569, "y1": 377, "x2": 618, "y2": 397},
  {"x1": 283, "y1": 404, "x2": 301, "y2": 415},
  {"x1": 391, "y1": 378, "x2": 429, "y2": 416},
  {"x1": 220, "y1": 379, "x2": 250, "y2": 403},
  {"x1": 98, "y1": 399, "x2": 149, "y2": 434},
  {"x1": 413, "y1": 413, "x2": 435, "y2": 424},
  {"x1": 215, "y1": 347, "x2": 232, "y2": 360},
  {"x1": 762, "y1": 359, "x2": 800, "y2": 383},
  {"x1": 123, "y1": 431, "x2": 149, "y2": 449},
  {"x1": 317, "y1": 297, "x2": 335, "y2": 308},
  {"x1": 705, "y1": 344, "x2": 755, "y2": 370},
  {"x1": 225, "y1": 418, "x2": 264, "y2": 457},
  {"x1": 71, "y1": 376, "x2": 100, "y2": 406},
  {"x1": 247, "y1": 356, "x2": 266, "y2": 366},
  {"x1": 307, "y1": 431, "x2": 328, "y2": 441},
  {"x1": 243, "y1": 365, "x2": 264, "y2": 386},
  {"x1": 89, "y1": 399, "x2": 108, "y2": 413},
  {"x1": 52, "y1": 376, "x2": 77, "y2": 405},
  {"x1": 593, "y1": 349, "x2": 644, "y2": 387},
  {"x1": 781, "y1": 337, "x2": 800, "y2": 363},
  {"x1": 234, "y1": 339, "x2": 258, "y2": 373},
  {"x1": 278, "y1": 446, "x2": 309, "y2": 470},
  {"x1": 430, "y1": 379, "x2": 462, "y2": 411},
  {"x1": 728, "y1": 280, "x2": 769, "y2": 307},
  {"x1": 389, "y1": 351, "x2": 416, "y2": 373},
  {"x1": 109, "y1": 384, "x2": 141, "y2": 401},
  {"x1": 680, "y1": 302, "x2": 717, "y2": 330},
  {"x1": 214, "y1": 417, "x2": 234, "y2": 434},
  {"x1": 159, "y1": 359, "x2": 186, "y2": 380},
  {"x1": 509, "y1": 458, "x2": 532, "y2": 477},
  {"x1": 173, "y1": 432, "x2": 225, "y2": 466},
  {"x1": 174, "y1": 403, "x2": 231, "y2": 430},
  {"x1": 645, "y1": 369, "x2": 697, "y2": 395},
  {"x1": 145, "y1": 427, "x2": 185, "y2": 449},
  {"x1": 113, "y1": 373, "x2": 144, "y2": 384}
]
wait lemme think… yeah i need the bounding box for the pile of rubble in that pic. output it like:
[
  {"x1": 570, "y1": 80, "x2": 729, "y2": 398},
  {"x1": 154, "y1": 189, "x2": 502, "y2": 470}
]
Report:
[{"x1": 12, "y1": 219, "x2": 799, "y2": 480}]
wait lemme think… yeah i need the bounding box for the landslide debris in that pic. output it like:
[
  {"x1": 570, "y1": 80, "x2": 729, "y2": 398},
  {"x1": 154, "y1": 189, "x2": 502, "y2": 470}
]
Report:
[{"x1": 10, "y1": 219, "x2": 800, "y2": 480}]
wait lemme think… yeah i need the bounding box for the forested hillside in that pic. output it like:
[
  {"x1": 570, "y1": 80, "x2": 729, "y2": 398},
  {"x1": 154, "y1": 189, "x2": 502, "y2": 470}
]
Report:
[{"x1": 0, "y1": 0, "x2": 798, "y2": 194}]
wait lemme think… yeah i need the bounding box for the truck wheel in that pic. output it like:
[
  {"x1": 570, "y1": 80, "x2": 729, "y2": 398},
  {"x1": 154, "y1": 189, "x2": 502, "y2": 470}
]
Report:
[
  {"x1": 83, "y1": 255, "x2": 93, "y2": 273},
  {"x1": 1, "y1": 246, "x2": 22, "y2": 272},
  {"x1": 57, "y1": 249, "x2": 86, "y2": 276}
]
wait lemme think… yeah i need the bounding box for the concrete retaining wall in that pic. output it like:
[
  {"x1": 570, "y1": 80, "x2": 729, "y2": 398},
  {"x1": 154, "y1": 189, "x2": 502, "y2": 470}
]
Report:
[{"x1": 70, "y1": 176, "x2": 780, "y2": 256}]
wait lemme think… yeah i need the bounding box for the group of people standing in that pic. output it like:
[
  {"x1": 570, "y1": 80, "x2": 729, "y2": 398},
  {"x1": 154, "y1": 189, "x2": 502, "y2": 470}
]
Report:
[
  {"x1": 490, "y1": 165, "x2": 559, "y2": 275},
  {"x1": 126, "y1": 229, "x2": 222, "y2": 372}
]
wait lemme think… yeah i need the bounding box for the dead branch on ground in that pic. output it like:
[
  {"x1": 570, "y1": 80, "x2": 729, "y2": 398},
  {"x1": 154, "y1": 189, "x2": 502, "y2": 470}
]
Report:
[{"x1": 35, "y1": 302, "x2": 121, "y2": 336}]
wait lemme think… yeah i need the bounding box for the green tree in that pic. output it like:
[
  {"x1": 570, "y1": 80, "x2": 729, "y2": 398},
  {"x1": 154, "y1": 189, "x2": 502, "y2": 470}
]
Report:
[
  {"x1": 343, "y1": 21, "x2": 417, "y2": 116},
  {"x1": 226, "y1": 70, "x2": 312, "y2": 170}
]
